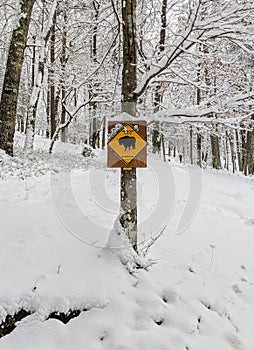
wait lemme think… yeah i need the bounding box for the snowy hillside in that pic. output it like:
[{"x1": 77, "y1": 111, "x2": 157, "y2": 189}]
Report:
[{"x1": 0, "y1": 144, "x2": 254, "y2": 350}]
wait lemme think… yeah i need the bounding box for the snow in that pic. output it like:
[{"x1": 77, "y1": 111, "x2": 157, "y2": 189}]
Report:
[
  {"x1": 0, "y1": 140, "x2": 254, "y2": 349},
  {"x1": 109, "y1": 112, "x2": 138, "y2": 121},
  {"x1": 142, "y1": 90, "x2": 254, "y2": 126},
  {"x1": 107, "y1": 123, "x2": 123, "y2": 141}
]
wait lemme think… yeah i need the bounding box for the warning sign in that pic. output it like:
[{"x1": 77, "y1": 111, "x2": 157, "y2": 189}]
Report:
[{"x1": 107, "y1": 121, "x2": 147, "y2": 168}]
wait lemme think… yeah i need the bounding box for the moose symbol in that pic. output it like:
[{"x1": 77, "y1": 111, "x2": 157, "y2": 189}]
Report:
[{"x1": 118, "y1": 136, "x2": 136, "y2": 151}]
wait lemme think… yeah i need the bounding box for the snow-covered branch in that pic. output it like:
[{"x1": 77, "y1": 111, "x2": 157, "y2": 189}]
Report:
[
  {"x1": 49, "y1": 97, "x2": 93, "y2": 154},
  {"x1": 134, "y1": 2, "x2": 254, "y2": 99},
  {"x1": 146, "y1": 91, "x2": 254, "y2": 126}
]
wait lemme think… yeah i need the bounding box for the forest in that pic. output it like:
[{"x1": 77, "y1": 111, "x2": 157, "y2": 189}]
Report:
[
  {"x1": 1, "y1": 1, "x2": 254, "y2": 348},
  {"x1": 0, "y1": 0, "x2": 253, "y2": 174}
]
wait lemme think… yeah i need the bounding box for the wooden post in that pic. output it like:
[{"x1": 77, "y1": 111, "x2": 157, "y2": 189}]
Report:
[
  {"x1": 120, "y1": 0, "x2": 137, "y2": 251},
  {"x1": 120, "y1": 168, "x2": 137, "y2": 251}
]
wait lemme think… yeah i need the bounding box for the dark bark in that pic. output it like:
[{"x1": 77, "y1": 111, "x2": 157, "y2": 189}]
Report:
[
  {"x1": 61, "y1": 88, "x2": 67, "y2": 142},
  {"x1": 196, "y1": 64, "x2": 202, "y2": 167},
  {"x1": 227, "y1": 130, "x2": 236, "y2": 173},
  {"x1": 236, "y1": 129, "x2": 242, "y2": 172},
  {"x1": 190, "y1": 126, "x2": 193, "y2": 165},
  {"x1": 241, "y1": 130, "x2": 248, "y2": 175},
  {"x1": 90, "y1": 114, "x2": 100, "y2": 149},
  {"x1": 246, "y1": 121, "x2": 254, "y2": 175},
  {"x1": 92, "y1": 0, "x2": 100, "y2": 60},
  {"x1": 161, "y1": 133, "x2": 166, "y2": 162},
  {"x1": 210, "y1": 132, "x2": 221, "y2": 170},
  {"x1": 50, "y1": 13, "x2": 56, "y2": 139},
  {"x1": 102, "y1": 116, "x2": 106, "y2": 150},
  {"x1": 24, "y1": 35, "x2": 36, "y2": 137},
  {"x1": 46, "y1": 77, "x2": 50, "y2": 138},
  {"x1": 173, "y1": 146, "x2": 176, "y2": 157},
  {"x1": 154, "y1": 0, "x2": 167, "y2": 111},
  {"x1": 0, "y1": 0, "x2": 36, "y2": 156},
  {"x1": 61, "y1": 10, "x2": 67, "y2": 143},
  {"x1": 159, "y1": 0, "x2": 167, "y2": 52},
  {"x1": 152, "y1": 0, "x2": 167, "y2": 152},
  {"x1": 197, "y1": 130, "x2": 202, "y2": 167},
  {"x1": 89, "y1": 1, "x2": 100, "y2": 149},
  {"x1": 224, "y1": 135, "x2": 229, "y2": 171},
  {"x1": 152, "y1": 125, "x2": 161, "y2": 153}
]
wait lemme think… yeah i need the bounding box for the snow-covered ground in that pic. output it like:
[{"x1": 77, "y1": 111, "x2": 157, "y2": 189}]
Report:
[{"x1": 0, "y1": 139, "x2": 254, "y2": 350}]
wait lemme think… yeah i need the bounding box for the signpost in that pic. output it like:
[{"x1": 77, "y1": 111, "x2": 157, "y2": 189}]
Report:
[
  {"x1": 107, "y1": 120, "x2": 147, "y2": 251},
  {"x1": 107, "y1": 121, "x2": 147, "y2": 168}
]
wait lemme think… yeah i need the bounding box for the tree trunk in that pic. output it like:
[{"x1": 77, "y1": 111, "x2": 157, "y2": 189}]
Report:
[
  {"x1": 241, "y1": 130, "x2": 248, "y2": 175},
  {"x1": 89, "y1": 1, "x2": 100, "y2": 149},
  {"x1": 50, "y1": 13, "x2": 56, "y2": 139},
  {"x1": 224, "y1": 134, "x2": 229, "y2": 171},
  {"x1": 61, "y1": 89, "x2": 67, "y2": 142},
  {"x1": 246, "y1": 122, "x2": 254, "y2": 175},
  {"x1": 227, "y1": 130, "x2": 236, "y2": 173},
  {"x1": 152, "y1": 0, "x2": 167, "y2": 154},
  {"x1": 196, "y1": 63, "x2": 202, "y2": 167},
  {"x1": 24, "y1": 35, "x2": 36, "y2": 138},
  {"x1": 190, "y1": 126, "x2": 193, "y2": 165},
  {"x1": 197, "y1": 130, "x2": 202, "y2": 167},
  {"x1": 210, "y1": 131, "x2": 221, "y2": 170},
  {"x1": 236, "y1": 129, "x2": 242, "y2": 172},
  {"x1": 0, "y1": 0, "x2": 35, "y2": 156},
  {"x1": 46, "y1": 76, "x2": 50, "y2": 138},
  {"x1": 173, "y1": 146, "x2": 176, "y2": 158},
  {"x1": 161, "y1": 133, "x2": 166, "y2": 162},
  {"x1": 120, "y1": 0, "x2": 138, "y2": 251},
  {"x1": 61, "y1": 9, "x2": 67, "y2": 143},
  {"x1": 153, "y1": 0, "x2": 167, "y2": 111},
  {"x1": 152, "y1": 124, "x2": 161, "y2": 154},
  {"x1": 168, "y1": 144, "x2": 171, "y2": 157},
  {"x1": 102, "y1": 117, "x2": 106, "y2": 150},
  {"x1": 24, "y1": 0, "x2": 58, "y2": 151},
  {"x1": 121, "y1": 0, "x2": 137, "y2": 114}
]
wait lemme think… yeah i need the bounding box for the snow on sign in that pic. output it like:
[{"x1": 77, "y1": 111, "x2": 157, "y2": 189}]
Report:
[{"x1": 107, "y1": 121, "x2": 147, "y2": 168}]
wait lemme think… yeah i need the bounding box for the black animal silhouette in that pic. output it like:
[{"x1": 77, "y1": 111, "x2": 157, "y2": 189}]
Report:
[{"x1": 118, "y1": 136, "x2": 136, "y2": 151}]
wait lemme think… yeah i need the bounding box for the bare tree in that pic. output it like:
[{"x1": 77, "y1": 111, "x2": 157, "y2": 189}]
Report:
[
  {"x1": 0, "y1": 0, "x2": 36, "y2": 156},
  {"x1": 24, "y1": 0, "x2": 58, "y2": 151}
]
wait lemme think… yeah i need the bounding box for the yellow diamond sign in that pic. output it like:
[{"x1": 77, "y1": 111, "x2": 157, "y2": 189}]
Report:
[{"x1": 108, "y1": 124, "x2": 147, "y2": 164}]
